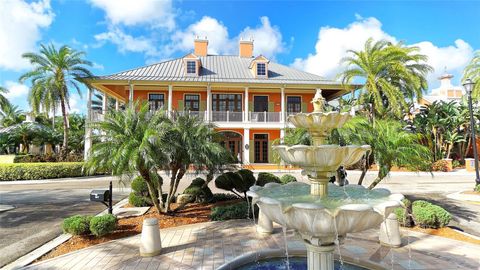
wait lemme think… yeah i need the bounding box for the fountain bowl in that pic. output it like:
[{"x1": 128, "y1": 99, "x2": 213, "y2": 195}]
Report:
[{"x1": 288, "y1": 112, "x2": 352, "y2": 133}]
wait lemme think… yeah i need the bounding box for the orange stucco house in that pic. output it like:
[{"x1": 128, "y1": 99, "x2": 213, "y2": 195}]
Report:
[{"x1": 86, "y1": 38, "x2": 358, "y2": 165}]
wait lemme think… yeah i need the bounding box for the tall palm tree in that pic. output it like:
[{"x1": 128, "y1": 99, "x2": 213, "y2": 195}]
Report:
[
  {"x1": 0, "y1": 86, "x2": 10, "y2": 112},
  {"x1": 339, "y1": 38, "x2": 432, "y2": 119},
  {"x1": 0, "y1": 103, "x2": 24, "y2": 127},
  {"x1": 463, "y1": 50, "x2": 480, "y2": 98},
  {"x1": 20, "y1": 44, "x2": 93, "y2": 155}
]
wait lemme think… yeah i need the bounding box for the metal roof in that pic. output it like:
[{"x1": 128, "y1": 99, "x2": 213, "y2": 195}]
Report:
[
  {"x1": 0, "y1": 121, "x2": 50, "y2": 134},
  {"x1": 95, "y1": 55, "x2": 342, "y2": 86}
]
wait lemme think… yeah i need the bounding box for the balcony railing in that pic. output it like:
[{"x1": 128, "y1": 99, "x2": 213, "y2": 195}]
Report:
[
  {"x1": 172, "y1": 111, "x2": 206, "y2": 121},
  {"x1": 211, "y1": 111, "x2": 243, "y2": 122},
  {"x1": 249, "y1": 112, "x2": 281, "y2": 122},
  {"x1": 91, "y1": 110, "x2": 104, "y2": 122}
]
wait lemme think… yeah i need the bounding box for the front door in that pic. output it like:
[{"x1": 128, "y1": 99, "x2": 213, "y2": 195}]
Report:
[
  {"x1": 254, "y1": 96, "x2": 268, "y2": 122},
  {"x1": 254, "y1": 134, "x2": 268, "y2": 163},
  {"x1": 219, "y1": 132, "x2": 243, "y2": 163}
]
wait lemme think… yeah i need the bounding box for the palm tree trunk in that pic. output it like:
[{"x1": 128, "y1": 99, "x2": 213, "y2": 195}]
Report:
[
  {"x1": 368, "y1": 165, "x2": 390, "y2": 189},
  {"x1": 357, "y1": 156, "x2": 368, "y2": 185},
  {"x1": 59, "y1": 98, "x2": 69, "y2": 157}
]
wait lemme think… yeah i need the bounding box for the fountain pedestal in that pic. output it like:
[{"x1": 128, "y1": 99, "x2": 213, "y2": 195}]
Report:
[
  {"x1": 305, "y1": 243, "x2": 335, "y2": 270},
  {"x1": 309, "y1": 172, "x2": 332, "y2": 197}
]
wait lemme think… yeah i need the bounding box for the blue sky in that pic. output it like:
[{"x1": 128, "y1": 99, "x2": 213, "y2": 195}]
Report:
[{"x1": 1, "y1": 0, "x2": 479, "y2": 114}]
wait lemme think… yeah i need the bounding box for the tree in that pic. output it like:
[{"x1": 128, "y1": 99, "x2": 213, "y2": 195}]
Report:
[
  {"x1": 463, "y1": 50, "x2": 480, "y2": 98},
  {"x1": 0, "y1": 86, "x2": 10, "y2": 112},
  {"x1": 20, "y1": 44, "x2": 93, "y2": 156},
  {"x1": 340, "y1": 117, "x2": 432, "y2": 189},
  {"x1": 339, "y1": 38, "x2": 432, "y2": 119},
  {"x1": 0, "y1": 103, "x2": 24, "y2": 127}
]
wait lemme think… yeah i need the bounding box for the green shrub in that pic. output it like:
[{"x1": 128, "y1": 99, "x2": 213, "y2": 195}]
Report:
[
  {"x1": 0, "y1": 162, "x2": 87, "y2": 181},
  {"x1": 237, "y1": 169, "x2": 256, "y2": 187},
  {"x1": 452, "y1": 160, "x2": 461, "y2": 168},
  {"x1": 211, "y1": 202, "x2": 248, "y2": 221},
  {"x1": 474, "y1": 184, "x2": 480, "y2": 193},
  {"x1": 183, "y1": 178, "x2": 213, "y2": 203},
  {"x1": 280, "y1": 174, "x2": 297, "y2": 184},
  {"x1": 215, "y1": 171, "x2": 255, "y2": 196},
  {"x1": 256, "y1": 172, "x2": 281, "y2": 186},
  {"x1": 128, "y1": 193, "x2": 152, "y2": 207},
  {"x1": 212, "y1": 193, "x2": 239, "y2": 202},
  {"x1": 63, "y1": 215, "x2": 92, "y2": 235},
  {"x1": 13, "y1": 154, "x2": 83, "y2": 163},
  {"x1": 412, "y1": 200, "x2": 451, "y2": 228},
  {"x1": 90, "y1": 214, "x2": 117, "y2": 237},
  {"x1": 394, "y1": 198, "x2": 412, "y2": 227}
]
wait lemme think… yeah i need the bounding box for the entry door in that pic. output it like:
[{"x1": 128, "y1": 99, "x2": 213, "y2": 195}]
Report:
[
  {"x1": 254, "y1": 96, "x2": 268, "y2": 122},
  {"x1": 254, "y1": 134, "x2": 268, "y2": 163}
]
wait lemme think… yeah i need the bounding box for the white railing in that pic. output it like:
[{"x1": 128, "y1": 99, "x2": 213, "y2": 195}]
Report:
[
  {"x1": 91, "y1": 110, "x2": 104, "y2": 122},
  {"x1": 211, "y1": 111, "x2": 243, "y2": 122},
  {"x1": 174, "y1": 111, "x2": 206, "y2": 120},
  {"x1": 249, "y1": 112, "x2": 281, "y2": 122}
]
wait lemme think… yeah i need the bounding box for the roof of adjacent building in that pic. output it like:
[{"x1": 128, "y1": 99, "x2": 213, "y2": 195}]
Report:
[{"x1": 95, "y1": 55, "x2": 346, "y2": 86}]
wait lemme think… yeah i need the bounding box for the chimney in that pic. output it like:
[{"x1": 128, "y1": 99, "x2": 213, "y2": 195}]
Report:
[
  {"x1": 239, "y1": 38, "x2": 254, "y2": 58},
  {"x1": 194, "y1": 36, "x2": 208, "y2": 56}
]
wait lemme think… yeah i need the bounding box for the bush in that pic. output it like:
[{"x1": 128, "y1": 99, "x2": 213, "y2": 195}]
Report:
[
  {"x1": 256, "y1": 172, "x2": 281, "y2": 186},
  {"x1": 394, "y1": 199, "x2": 413, "y2": 227},
  {"x1": 0, "y1": 162, "x2": 87, "y2": 181},
  {"x1": 412, "y1": 200, "x2": 451, "y2": 229},
  {"x1": 63, "y1": 215, "x2": 92, "y2": 235},
  {"x1": 182, "y1": 178, "x2": 214, "y2": 203},
  {"x1": 14, "y1": 154, "x2": 84, "y2": 163},
  {"x1": 431, "y1": 160, "x2": 450, "y2": 172},
  {"x1": 452, "y1": 160, "x2": 461, "y2": 168},
  {"x1": 215, "y1": 171, "x2": 255, "y2": 196},
  {"x1": 128, "y1": 193, "x2": 152, "y2": 207},
  {"x1": 474, "y1": 184, "x2": 480, "y2": 193},
  {"x1": 212, "y1": 193, "x2": 239, "y2": 202},
  {"x1": 211, "y1": 202, "x2": 249, "y2": 221},
  {"x1": 90, "y1": 214, "x2": 117, "y2": 237},
  {"x1": 280, "y1": 174, "x2": 297, "y2": 184},
  {"x1": 237, "y1": 169, "x2": 256, "y2": 187},
  {"x1": 128, "y1": 176, "x2": 157, "y2": 207}
]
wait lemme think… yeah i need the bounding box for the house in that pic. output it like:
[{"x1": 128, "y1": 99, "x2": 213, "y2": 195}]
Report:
[
  {"x1": 418, "y1": 72, "x2": 465, "y2": 105},
  {"x1": 86, "y1": 38, "x2": 358, "y2": 166}
]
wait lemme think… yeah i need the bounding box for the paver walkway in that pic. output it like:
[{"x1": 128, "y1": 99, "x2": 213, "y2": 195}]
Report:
[{"x1": 25, "y1": 220, "x2": 480, "y2": 270}]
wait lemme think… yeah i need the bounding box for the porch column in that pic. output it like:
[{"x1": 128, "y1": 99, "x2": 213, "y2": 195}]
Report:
[
  {"x1": 244, "y1": 87, "x2": 249, "y2": 122},
  {"x1": 84, "y1": 88, "x2": 93, "y2": 160},
  {"x1": 168, "y1": 85, "x2": 173, "y2": 114},
  {"x1": 102, "y1": 92, "x2": 108, "y2": 114},
  {"x1": 115, "y1": 99, "x2": 120, "y2": 111},
  {"x1": 280, "y1": 128, "x2": 285, "y2": 144},
  {"x1": 129, "y1": 83, "x2": 134, "y2": 108},
  {"x1": 206, "y1": 84, "x2": 211, "y2": 122},
  {"x1": 281, "y1": 87, "x2": 285, "y2": 122},
  {"x1": 243, "y1": 128, "x2": 250, "y2": 164}
]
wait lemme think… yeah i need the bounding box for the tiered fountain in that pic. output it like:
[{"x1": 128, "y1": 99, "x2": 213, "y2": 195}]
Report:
[{"x1": 241, "y1": 90, "x2": 404, "y2": 270}]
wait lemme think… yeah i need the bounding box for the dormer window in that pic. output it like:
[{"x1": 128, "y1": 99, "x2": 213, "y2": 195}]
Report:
[
  {"x1": 186, "y1": 61, "x2": 196, "y2": 74},
  {"x1": 257, "y1": 63, "x2": 266, "y2": 76}
]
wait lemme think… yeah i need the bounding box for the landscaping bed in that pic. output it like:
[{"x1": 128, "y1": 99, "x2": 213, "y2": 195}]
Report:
[
  {"x1": 35, "y1": 199, "x2": 242, "y2": 263},
  {"x1": 406, "y1": 226, "x2": 480, "y2": 245}
]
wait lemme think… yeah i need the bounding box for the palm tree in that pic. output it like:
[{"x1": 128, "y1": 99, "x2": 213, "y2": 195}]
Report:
[
  {"x1": 341, "y1": 117, "x2": 432, "y2": 189},
  {"x1": 463, "y1": 50, "x2": 480, "y2": 98},
  {"x1": 20, "y1": 44, "x2": 93, "y2": 155},
  {"x1": 0, "y1": 103, "x2": 24, "y2": 127},
  {"x1": 339, "y1": 38, "x2": 432, "y2": 119},
  {"x1": 0, "y1": 86, "x2": 10, "y2": 112}
]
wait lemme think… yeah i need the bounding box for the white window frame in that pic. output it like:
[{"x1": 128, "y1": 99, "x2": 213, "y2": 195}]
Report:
[
  {"x1": 257, "y1": 63, "x2": 266, "y2": 76},
  {"x1": 186, "y1": 61, "x2": 196, "y2": 74}
]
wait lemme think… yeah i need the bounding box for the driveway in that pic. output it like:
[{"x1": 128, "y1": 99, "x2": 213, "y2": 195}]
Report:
[{"x1": 0, "y1": 177, "x2": 129, "y2": 268}]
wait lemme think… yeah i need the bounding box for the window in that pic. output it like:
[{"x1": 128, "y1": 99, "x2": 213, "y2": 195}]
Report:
[
  {"x1": 184, "y1": 94, "x2": 200, "y2": 111},
  {"x1": 148, "y1": 94, "x2": 164, "y2": 111},
  {"x1": 287, "y1": 96, "x2": 301, "y2": 114},
  {"x1": 257, "y1": 63, "x2": 266, "y2": 76},
  {"x1": 186, "y1": 61, "x2": 196, "y2": 74},
  {"x1": 212, "y1": 94, "x2": 242, "y2": 112}
]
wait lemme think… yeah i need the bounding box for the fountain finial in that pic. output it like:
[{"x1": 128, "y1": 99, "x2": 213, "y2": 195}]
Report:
[{"x1": 312, "y1": 89, "x2": 325, "y2": 112}]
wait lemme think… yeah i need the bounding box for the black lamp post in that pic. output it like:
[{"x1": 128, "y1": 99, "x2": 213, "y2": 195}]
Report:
[{"x1": 463, "y1": 78, "x2": 480, "y2": 186}]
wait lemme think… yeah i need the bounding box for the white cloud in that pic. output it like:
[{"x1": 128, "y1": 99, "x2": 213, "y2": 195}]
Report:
[
  {"x1": 291, "y1": 16, "x2": 474, "y2": 89},
  {"x1": 68, "y1": 93, "x2": 83, "y2": 114},
  {"x1": 4, "y1": 81, "x2": 29, "y2": 100},
  {"x1": 169, "y1": 16, "x2": 286, "y2": 58},
  {"x1": 0, "y1": 0, "x2": 54, "y2": 71},
  {"x1": 238, "y1": 16, "x2": 285, "y2": 58},
  {"x1": 89, "y1": 0, "x2": 175, "y2": 30},
  {"x1": 94, "y1": 27, "x2": 159, "y2": 56}
]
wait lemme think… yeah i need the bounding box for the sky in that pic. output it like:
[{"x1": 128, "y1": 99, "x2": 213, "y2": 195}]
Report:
[{"x1": 1, "y1": 0, "x2": 479, "y2": 114}]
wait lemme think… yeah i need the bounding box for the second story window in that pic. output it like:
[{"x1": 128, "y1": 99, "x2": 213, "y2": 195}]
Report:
[
  {"x1": 287, "y1": 96, "x2": 301, "y2": 114},
  {"x1": 149, "y1": 93, "x2": 165, "y2": 111},
  {"x1": 184, "y1": 94, "x2": 200, "y2": 111},
  {"x1": 257, "y1": 63, "x2": 266, "y2": 76},
  {"x1": 186, "y1": 61, "x2": 196, "y2": 74}
]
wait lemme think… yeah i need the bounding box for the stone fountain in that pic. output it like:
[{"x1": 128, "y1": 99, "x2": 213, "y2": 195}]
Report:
[{"x1": 246, "y1": 89, "x2": 404, "y2": 270}]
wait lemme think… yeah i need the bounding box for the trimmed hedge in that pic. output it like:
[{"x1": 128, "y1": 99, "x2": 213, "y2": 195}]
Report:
[
  {"x1": 90, "y1": 214, "x2": 117, "y2": 237},
  {"x1": 475, "y1": 184, "x2": 480, "y2": 193},
  {"x1": 183, "y1": 178, "x2": 214, "y2": 203},
  {"x1": 128, "y1": 176, "x2": 157, "y2": 207},
  {"x1": 280, "y1": 174, "x2": 297, "y2": 184},
  {"x1": 0, "y1": 162, "x2": 86, "y2": 180},
  {"x1": 412, "y1": 200, "x2": 451, "y2": 229},
  {"x1": 211, "y1": 202, "x2": 249, "y2": 221},
  {"x1": 63, "y1": 215, "x2": 92, "y2": 235},
  {"x1": 212, "y1": 193, "x2": 239, "y2": 202},
  {"x1": 256, "y1": 172, "x2": 281, "y2": 186}
]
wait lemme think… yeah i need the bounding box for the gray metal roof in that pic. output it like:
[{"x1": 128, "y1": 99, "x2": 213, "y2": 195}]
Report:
[
  {"x1": 95, "y1": 55, "x2": 341, "y2": 85},
  {"x1": 0, "y1": 122, "x2": 50, "y2": 134}
]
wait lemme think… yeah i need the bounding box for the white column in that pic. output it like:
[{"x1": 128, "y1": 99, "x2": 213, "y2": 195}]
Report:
[
  {"x1": 129, "y1": 83, "x2": 134, "y2": 108},
  {"x1": 206, "y1": 84, "x2": 211, "y2": 122},
  {"x1": 280, "y1": 128, "x2": 285, "y2": 143},
  {"x1": 84, "y1": 88, "x2": 93, "y2": 160},
  {"x1": 102, "y1": 92, "x2": 108, "y2": 114},
  {"x1": 243, "y1": 128, "x2": 250, "y2": 164},
  {"x1": 168, "y1": 85, "x2": 173, "y2": 113},
  {"x1": 280, "y1": 87, "x2": 285, "y2": 122},
  {"x1": 244, "y1": 87, "x2": 249, "y2": 122},
  {"x1": 115, "y1": 99, "x2": 120, "y2": 111}
]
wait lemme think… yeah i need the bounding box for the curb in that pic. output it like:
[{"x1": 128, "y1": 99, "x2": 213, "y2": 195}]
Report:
[
  {"x1": 446, "y1": 191, "x2": 480, "y2": 202},
  {"x1": 1, "y1": 198, "x2": 129, "y2": 270}
]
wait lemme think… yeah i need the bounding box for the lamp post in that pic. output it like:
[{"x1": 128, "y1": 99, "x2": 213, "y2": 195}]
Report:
[{"x1": 463, "y1": 78, "x2": 480, "y2": 186}]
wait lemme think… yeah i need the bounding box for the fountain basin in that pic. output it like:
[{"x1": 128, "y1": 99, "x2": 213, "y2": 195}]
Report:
[
  {"x1": 273, "y1": 145, "x2": 371, "y2": 175},
  {"x1": 248, "y1": 182, "x2": 403, "y2": 243},
  {"x1": 288, "y1": 112, "x2": 352, "y2": 132}
]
